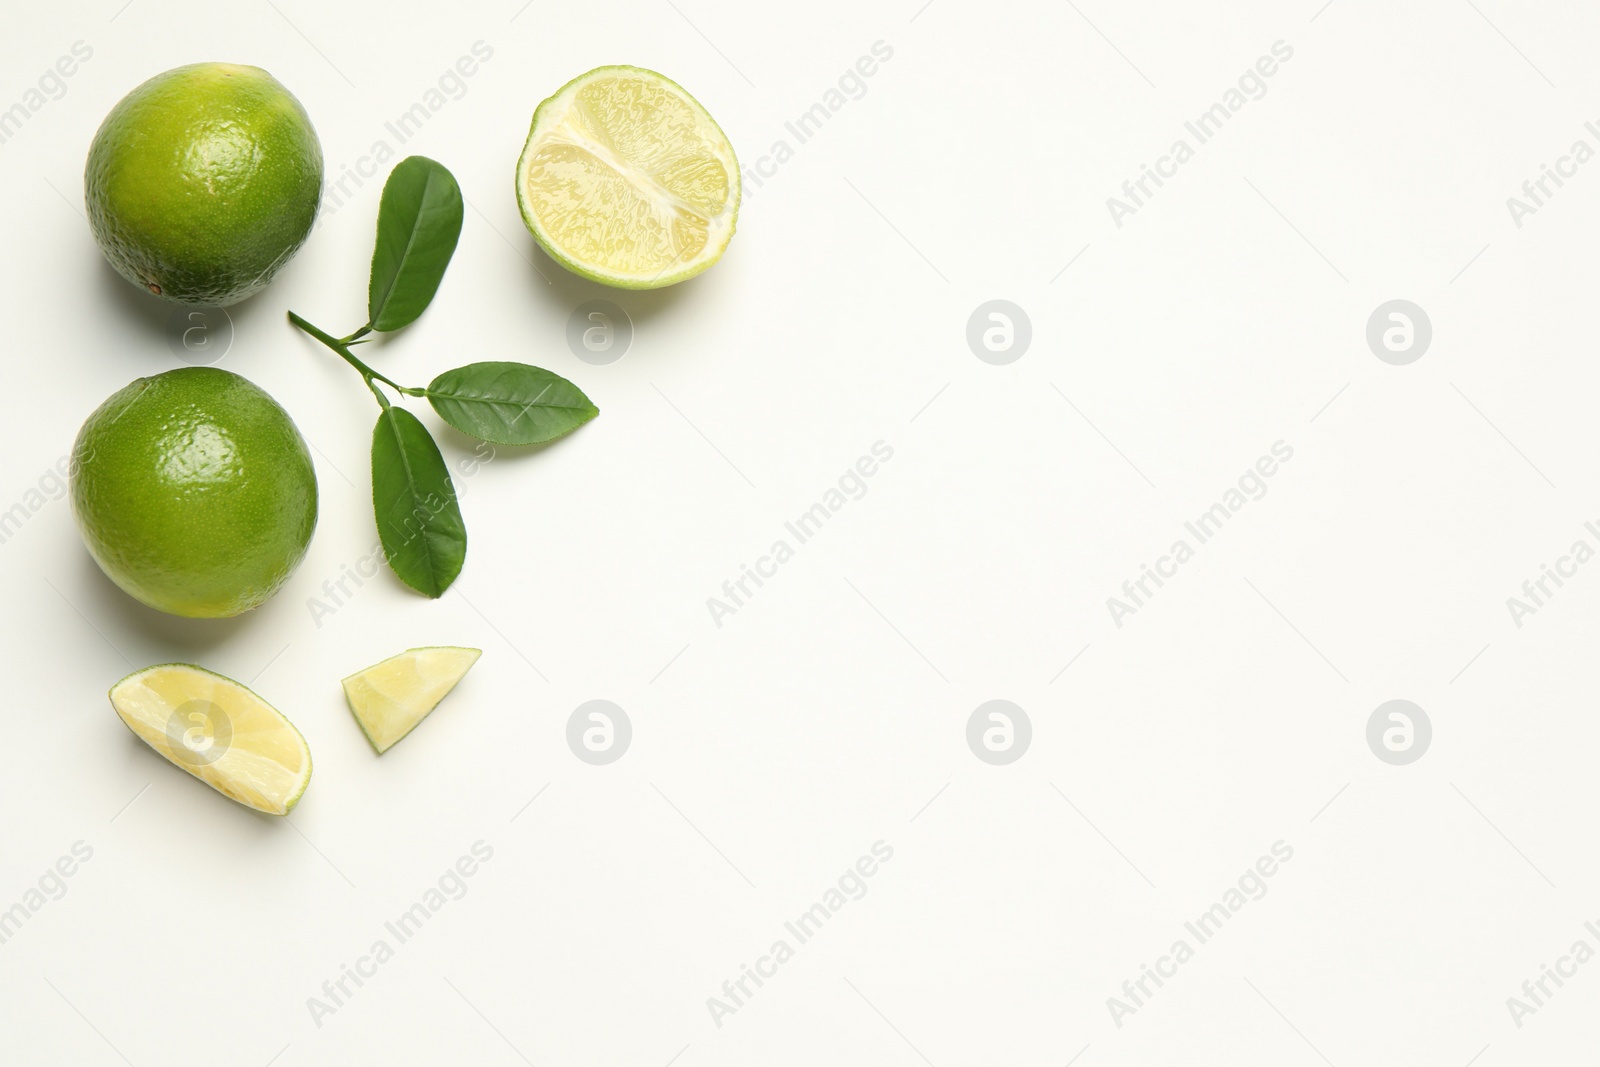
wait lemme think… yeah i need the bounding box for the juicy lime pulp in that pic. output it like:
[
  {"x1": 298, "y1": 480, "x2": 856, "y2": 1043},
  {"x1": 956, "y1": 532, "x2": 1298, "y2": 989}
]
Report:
[
  {"x1": 342, "y1": 647, "x2": 481, "y2": 754},
  {"x1": 85, "y1": 62, "x2": 323, "y2": 306},
  {"x1": 110, "y1": 663, "x2": 312, "y2": 815},
  {"x1": 71, "y1": 367, "x2": 318, "y2": 618},
  {"x1": 515, "y1": 65, "x2": 739, "y2": 289}
]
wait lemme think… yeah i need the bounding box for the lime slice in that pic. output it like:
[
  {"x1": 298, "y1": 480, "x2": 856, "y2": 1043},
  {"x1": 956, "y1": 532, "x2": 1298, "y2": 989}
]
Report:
[
  {"x1": 342, "y1": 647, "x2": 481, "y2": 754},
  {"x1": 515, "y1": 65, "x2": 739, "y2": 289},
  {"x1": 109, "y1": 664, "x2": 312, "y2": 815}
]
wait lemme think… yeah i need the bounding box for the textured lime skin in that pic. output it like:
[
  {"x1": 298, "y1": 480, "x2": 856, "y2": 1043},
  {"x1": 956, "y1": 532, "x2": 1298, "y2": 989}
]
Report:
[
  {"x1": 85, "y1": 63, "x2": 323, "y2": 306},
  {"x1": 71, "y1": 368, "x2": 318, "y2": 618}
]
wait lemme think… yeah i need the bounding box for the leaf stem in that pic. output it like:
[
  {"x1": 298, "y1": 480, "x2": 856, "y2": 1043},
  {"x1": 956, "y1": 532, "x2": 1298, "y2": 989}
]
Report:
[{"x1": 288, "y1": 312, "x2": 419, "y2": 405}]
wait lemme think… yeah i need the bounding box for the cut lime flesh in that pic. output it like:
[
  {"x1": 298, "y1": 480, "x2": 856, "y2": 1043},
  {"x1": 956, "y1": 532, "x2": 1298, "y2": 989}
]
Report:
[
  {"x1": 109, "y1": 663, "x2": 312, "y2": 815},
  {"x1": 515, "y1": 65, "x2": 739, "y2": 288},
  {"x1": 342, "y1": 647, "x2": 481, "y2": 754}
]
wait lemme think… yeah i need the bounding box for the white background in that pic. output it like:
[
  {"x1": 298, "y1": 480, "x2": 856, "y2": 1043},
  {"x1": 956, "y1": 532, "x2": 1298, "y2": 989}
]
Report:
[{"x1": 3, "y1": 0, "x2": 1599, "y2": 1063}]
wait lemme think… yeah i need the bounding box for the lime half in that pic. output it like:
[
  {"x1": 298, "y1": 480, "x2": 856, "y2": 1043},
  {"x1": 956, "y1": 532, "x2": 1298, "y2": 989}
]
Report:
[
  {"x1": 515, "y1": 65, "x2": 739, "y2": 289},
  {"x1": 109, "y1": 664, "x2": 312, "y2": 815}
]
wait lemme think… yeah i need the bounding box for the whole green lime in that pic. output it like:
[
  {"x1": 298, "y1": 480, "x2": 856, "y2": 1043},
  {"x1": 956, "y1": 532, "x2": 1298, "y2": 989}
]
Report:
[
  {"x1": 71, "y1": 368, "x2": 318, "y2": 618},
  {"x1": 85, "y1": 63, "x2": 323, "y2": 306}
]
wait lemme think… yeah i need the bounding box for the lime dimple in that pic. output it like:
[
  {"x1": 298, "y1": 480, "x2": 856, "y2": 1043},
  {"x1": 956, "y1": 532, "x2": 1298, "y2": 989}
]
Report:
[
  {"x1": 71, "y1": 367, "x2": 318, "y2": 618},
  {"x1": 85, "y1": 63, "x2": 323, "y2": 306}
]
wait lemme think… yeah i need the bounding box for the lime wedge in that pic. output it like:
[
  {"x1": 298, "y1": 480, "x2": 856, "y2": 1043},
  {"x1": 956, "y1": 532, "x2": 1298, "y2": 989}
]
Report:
[
  {"x1": 109, "y1": 664, "x2": 312, "y2": 815},
  {"x1": 515, "y1": 65, "x2": 739, "y2": 288},
  {"x1": 342, "y1": 647, "x2": 481, "y2": 754}
]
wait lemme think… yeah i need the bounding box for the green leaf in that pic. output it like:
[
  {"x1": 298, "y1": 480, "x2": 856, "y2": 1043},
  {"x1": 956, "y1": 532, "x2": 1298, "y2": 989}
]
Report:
[
  {"x1": 368, "y1": 156, "x2": 464, "y2": 333},
  {"x1": 371, "y1": 406, "x2": 466, "y2": 597},
  {"x1": 425, "y1": 362, "x2": 599, "y2": 445}
]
